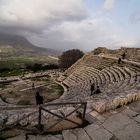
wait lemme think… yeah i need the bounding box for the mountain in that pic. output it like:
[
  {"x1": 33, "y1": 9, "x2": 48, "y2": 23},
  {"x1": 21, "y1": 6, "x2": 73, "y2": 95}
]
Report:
[
  {"x1": 0, "y1": 33, "x2": 60, "y2": 69},
  {"x1": 0, "y1": 33, "x2": 59, "y2": 57}
]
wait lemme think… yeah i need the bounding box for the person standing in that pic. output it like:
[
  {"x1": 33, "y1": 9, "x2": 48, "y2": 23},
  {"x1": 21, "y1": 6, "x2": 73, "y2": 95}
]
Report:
[
  {"x1": 32, "y1": 83, "x2": 35, "y2": 89},
  {"x1": 122, "y1": 53, "x2": 126, "y2": 60},
  {"x1": 118, "y1": 58, "x2": 122, "y2": 64},
  {"x1": 90, "y1": 83, "x2": 95, "y2": 95},
  {"x1": 35, "y1": 91, "x2": 43, "y2": 105}
]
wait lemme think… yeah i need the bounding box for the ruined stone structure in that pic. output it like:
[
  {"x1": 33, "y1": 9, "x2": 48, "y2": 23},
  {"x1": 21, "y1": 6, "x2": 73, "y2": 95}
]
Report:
[
  {"x1": 59, "y1": 52, "x2": 140, "y2": 113},
  {"x1": 0, "y1": 48, "x2": 140, "y2": 140}
]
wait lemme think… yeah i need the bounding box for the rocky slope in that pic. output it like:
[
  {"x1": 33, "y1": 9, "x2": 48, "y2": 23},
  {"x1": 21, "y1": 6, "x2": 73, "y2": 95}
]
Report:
[{"x1": 0, "y1": 33, "x2": 58, "y2": 57}]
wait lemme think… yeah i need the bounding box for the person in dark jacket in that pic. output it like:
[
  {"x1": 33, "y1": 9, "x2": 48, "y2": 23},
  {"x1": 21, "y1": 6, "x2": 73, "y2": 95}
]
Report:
[
  {"x1": 90, "y1": 83, "x2": 95, "y2": 95},
  {"x1": 122, "y1": 53, "x2": 126, "y2": 60},
  {"x1": 94, "y1": 86, "x2": 101, "y2": 94},
  {"x1": 118, "y1": 58, "x2": 122, "y2": 64},
  {"x1": 35, "y1": 92, "x2": 43, "y2": 105},
  {"x1": 32, "y1": 83, "x2": 35, "y2": 89}
]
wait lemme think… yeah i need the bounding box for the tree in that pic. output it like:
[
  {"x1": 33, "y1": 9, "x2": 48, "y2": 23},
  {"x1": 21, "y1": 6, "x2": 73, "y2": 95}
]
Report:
[
  {"x1": 26, "y1": 63, "x2": 42, "y2": 72},
  {"x1": 59, "y1": 49, "x2": 84, "y2": 68}
]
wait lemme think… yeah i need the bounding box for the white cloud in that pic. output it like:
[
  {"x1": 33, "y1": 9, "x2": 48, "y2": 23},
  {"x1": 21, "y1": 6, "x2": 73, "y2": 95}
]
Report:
[{"x1": 103, "y1": 0, "x2": 115, "y2": 10}]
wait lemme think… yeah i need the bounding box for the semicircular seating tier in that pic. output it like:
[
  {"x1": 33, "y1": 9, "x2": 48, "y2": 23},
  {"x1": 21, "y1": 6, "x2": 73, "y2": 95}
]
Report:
[{"x1": 59, "y1": 53, "x2": 140, "y2": 113}]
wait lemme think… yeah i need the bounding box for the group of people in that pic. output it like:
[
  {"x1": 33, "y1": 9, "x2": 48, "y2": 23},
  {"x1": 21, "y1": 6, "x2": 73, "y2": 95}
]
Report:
[{"x1": 90, "y1": 83, "x2": 101, "y2": 95}]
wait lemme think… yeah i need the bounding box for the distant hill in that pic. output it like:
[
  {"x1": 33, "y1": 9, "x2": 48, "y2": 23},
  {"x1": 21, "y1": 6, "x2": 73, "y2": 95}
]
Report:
[
  {"x1": 0, "y1": 33, "x2": 60, "y2": 69},
  {"x1": 0, "y1": 33, "x2": 59, "y2": 57}
]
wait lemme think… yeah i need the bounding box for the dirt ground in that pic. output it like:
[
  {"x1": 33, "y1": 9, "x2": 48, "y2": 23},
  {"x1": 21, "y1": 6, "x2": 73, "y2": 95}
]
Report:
[{"x1": 0, "y1": 76, "x2": 63, "y2": 105}]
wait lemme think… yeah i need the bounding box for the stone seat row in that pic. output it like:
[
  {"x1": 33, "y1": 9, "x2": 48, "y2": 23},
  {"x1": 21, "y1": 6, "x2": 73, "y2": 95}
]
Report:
[
  {"x1": 63, "y1": 65, "x2": 139, "y2": 90},
  {"x1": 61, "y1": 65, "x2": 140, "y2": 112}
]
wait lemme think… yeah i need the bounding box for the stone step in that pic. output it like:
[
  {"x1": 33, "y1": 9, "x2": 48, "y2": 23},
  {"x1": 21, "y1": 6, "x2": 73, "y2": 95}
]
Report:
[
  {"x1": 7, "y1": 135, "x2": 25, "y2": 140},
  {"x1": 62, "y1": 128, "x2": 91, "y2": 140},
  {"x1": 84, "y1": 123, "x2": 113, "y2": 140},
  {"x1": 7, "y1": 134, "x2": 63, "y2": 140},
  {"x1": 109, "y1": 67, "x2": 121, "y2": 82},
  {"x1": 28, "y1": 134, "x2": 63, "y2": 140},
  {"x1": 112, "y1": 66, "x2": 125, "y2": 81}
]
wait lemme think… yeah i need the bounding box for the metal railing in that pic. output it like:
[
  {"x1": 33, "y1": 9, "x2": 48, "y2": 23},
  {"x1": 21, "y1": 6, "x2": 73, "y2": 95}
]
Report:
[
  {"x1": 37, "y1": 102, "x2": 87, "y2": 132},
  {"x1": 25, "y1": 102, "x2": 87, "y2": 139},
  {"x1": 0, "y1": 102, "x2": 87, "y2": 140}
]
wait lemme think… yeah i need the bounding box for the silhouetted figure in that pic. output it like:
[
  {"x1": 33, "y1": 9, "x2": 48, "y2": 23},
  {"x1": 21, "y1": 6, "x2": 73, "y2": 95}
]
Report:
[
  {"x1": 89, "y1": 80, "x2": 92, "y2": 84},
  {"x1": 94, "y1": 86, "x2": 101, "y2": 94},
  {"x1": 135, "y1": 74, "x2": 137, "y2": 82},
  {"x1": 122, "y1": 53, "x2": 126, "y2": 60},
  {"x1": 35, "y1": 92, "x2": 43, "y2": 105},
  {"x1": 118, "y1": 58, "x2": 122, "y2": 64},
  {"x1": 32, "y1": 83, "x2": 35, "y2": 89},
  {"x1": 90, "y1": 83, "x2": 95, "y2": 95}
]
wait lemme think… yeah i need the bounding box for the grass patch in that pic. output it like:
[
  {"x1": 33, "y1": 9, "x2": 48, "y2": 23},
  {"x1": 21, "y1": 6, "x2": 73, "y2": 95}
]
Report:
[
  {"x1": 0, "y1": 68, "x2": 26, "y2": 77},
  {"x1": 0, "y1": 56, "x2": 58, "y2": 70},
  {"x1": 51, "y1": 84, "x2": 64, "y2": 95},
  {"x1": 31, "y1": 76, "x2": 51, "y2": 82}
]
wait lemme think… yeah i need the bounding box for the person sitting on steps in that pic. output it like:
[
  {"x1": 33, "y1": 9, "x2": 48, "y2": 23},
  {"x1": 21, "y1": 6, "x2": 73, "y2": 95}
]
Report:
[
  {"x1": 94, "y1": 86, "x2": 101, "y2": 94},
  {"x1": 91, "y1": 85, "x2": 101, "y2": 95}
]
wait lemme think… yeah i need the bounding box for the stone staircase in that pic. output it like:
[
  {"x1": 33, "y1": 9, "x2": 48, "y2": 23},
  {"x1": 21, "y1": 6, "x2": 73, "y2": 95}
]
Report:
[{"x1": 7, "y1": 125, "x2": 115, "y2": 140}]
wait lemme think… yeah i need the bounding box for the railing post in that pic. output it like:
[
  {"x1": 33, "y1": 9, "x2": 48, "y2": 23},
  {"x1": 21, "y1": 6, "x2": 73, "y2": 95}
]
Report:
[
  {"x1": 38, "y1": 106, "x2": 42, "y2": 130},
  {"x1": 82, "y1": 102, "x2": 87, "y2": 120},
  {"x1": 25, "y1": 133, "x2": 28, "y2": 140}
]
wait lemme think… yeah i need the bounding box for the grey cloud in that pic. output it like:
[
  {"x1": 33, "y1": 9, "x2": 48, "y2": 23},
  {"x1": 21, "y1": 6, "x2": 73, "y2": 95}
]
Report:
[
  {"x1": 28, "y1": 18, "x2": 128, "y2": 51},
  {"x1": 0, "y1": 0, "x2": 139, "y2": 51},
  {"x1": 0, "y1": 0, "x2": 88, "y2": 36},
  {"x1": 0, "y1": 0, "x2": 91, "y2": 51}
]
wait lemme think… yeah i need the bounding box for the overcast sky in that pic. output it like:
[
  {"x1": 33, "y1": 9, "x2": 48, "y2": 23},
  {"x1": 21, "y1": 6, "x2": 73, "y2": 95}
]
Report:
[{"x1": 0, "y1": 0, "x2": 140, "y2": 51}]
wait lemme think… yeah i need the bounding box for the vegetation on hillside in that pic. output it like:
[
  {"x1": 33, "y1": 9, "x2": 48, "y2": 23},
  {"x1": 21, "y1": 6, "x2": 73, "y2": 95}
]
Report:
[
  {"x1": 59, "y1": 49, "x2": 84, "y2": 69},
  {"x1": 26, "y1": 63, "x2": 59, "y2": 72}
]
